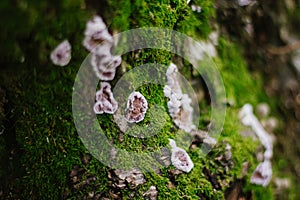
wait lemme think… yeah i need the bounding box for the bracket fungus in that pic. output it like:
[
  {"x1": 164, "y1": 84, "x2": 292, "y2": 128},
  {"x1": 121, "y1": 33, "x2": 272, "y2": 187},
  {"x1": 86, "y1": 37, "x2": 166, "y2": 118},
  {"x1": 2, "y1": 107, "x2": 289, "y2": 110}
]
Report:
[
  {"x1": 93, "y1": 82, "x2": 118, "y2": 114},
  {"x1": 110, "y1": 168, "x2": 146, "y2": 189},
  {"x1": 83, "y1": 15, "x2": 113, "y2": 52},
  {"x1": 250, "y1": 160, "x2": 272, "y2": 187},
  {"x1": 91, "y1": 43, "x2": 122, "y2": 81},
  {"x1": 50, "y1": 40, "x2": 71, "y2": 67},
  {"x1": 169, "y1": 139, "x2": 194, "y2": 173},
  {"x1": 239, "y1": 104, "x2": 273, "y2": 186},
  {"x1": 125, "y1": 92, "x2": 148, "y2": 123},
  {"x1": 83, "y1": 15, "x2": 122, "y2": 81},
  {"x1": 164, "y1": 63, "x2": 196, "y2": 132}
]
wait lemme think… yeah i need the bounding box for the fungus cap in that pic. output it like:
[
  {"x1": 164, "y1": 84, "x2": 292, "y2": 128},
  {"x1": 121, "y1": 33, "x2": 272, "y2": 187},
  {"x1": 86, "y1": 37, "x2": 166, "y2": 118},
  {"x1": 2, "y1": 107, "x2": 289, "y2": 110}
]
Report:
[
  {"x1": 50, "y1": 40, "x2": 71, "y2": 67},
  {"x1": 250, "y1": 160, "x2": 272, "y2": 187},
  {"x1": 83, "y1": 15, "x2": 113, "y2": 52},
  {"x1": 125, "y1": 92, "x2": 148, "y2": 123},
  {"x1": 169, "y1": 139, "x2": 194, "y2": 173},
  {"x1": 94, "y1": 82, "x2": 118, "y2": 114}
]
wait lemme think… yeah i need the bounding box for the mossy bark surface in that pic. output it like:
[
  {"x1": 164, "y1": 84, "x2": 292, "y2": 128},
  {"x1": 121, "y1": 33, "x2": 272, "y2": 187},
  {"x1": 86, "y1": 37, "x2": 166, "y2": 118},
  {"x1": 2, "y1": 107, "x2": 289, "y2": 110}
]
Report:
[{"x1": 1, "y1": 0, "x2": 295, "y2": 199}]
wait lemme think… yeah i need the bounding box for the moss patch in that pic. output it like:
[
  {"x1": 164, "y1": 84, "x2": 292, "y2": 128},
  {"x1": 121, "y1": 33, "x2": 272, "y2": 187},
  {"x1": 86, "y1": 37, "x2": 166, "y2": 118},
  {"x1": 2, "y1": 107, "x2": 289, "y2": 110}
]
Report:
[{"x1": 0, "y1": 0, "x2": 276, "y2": 199}]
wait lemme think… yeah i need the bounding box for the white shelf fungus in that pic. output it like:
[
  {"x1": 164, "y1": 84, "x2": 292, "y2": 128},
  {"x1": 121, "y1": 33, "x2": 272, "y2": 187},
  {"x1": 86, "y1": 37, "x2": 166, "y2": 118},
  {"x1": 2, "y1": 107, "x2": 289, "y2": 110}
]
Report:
[
  {"x1": 164, "y1": 63, "x2": 196, "y2": 133},
  {"x1": 83, "y1": 15, "x2": 113, "y2": 52},
  {"x1": 239, "y1": 103, "x2": 273, "y2": 187},
  {"x1": 125, "y1": 92, "x2": 148, "y2": 123},
  {"x1": 250, "y1": 160, "x2": 272, "y2": 187},
  {"x1": 93, "y1": 82, "x2": 118, "y2": 114},
  {"x1": 50, "y1": 40, "x2": 71, "y2": 66},
  {"x1": 83, "y1": 15, "x2": 122, "y2": 81},
  {"x1": 169, "y1": 139, "x2": 194, "y2": 173},
  {"x1": 91, "y1": 43, "x2": 122, "y2": 81}
]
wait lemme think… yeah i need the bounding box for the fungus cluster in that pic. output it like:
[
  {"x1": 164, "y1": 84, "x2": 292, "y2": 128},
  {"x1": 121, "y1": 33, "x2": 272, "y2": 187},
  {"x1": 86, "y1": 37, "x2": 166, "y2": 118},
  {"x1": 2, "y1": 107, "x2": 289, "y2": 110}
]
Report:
[
  {"x1": 83, "y1": 16, "x2": 113, "y2": 52},
  {"x1": 164, "y1": 63, "x2": 196, "y2": 133},
  {"x1": 93, "y1": 82, "x2": 118, "y2": 114},
  {"x1": 169, "y1": 139, "x2": 194, "y2": 173},
  {"x1": 125, "y1": 92, "x2": 148, "y2": 123},
  {"x1": 239, "y1": 104, "x2": 273, "y2": 187},
  {"x1": 83, "y1": 15, "x2": 122, "y2": 81},
  {"x1": 50, "y1": 40, "x2": 71, "y2": 66},
  {"x1": 109, "y1": 168, "x2": 146, "y2": 189}
]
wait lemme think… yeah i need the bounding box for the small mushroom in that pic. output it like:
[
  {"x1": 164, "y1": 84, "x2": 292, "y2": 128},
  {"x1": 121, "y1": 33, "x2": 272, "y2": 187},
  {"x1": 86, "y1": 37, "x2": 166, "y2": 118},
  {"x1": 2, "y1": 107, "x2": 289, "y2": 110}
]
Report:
[
  {"x1": 125, "y1": 92, "x2": 148, "y2": 123},
  {"x1": 169, "y1": 139, "x2": 194, "y2": 173},
  {"x1": 50, "y1": 40, "x2": 71, "y2": 66},
  {"x1": 91, "y1": 43, "x2": 122, "y2": 81},
  {"x1": 93, "y1": 82, "x2": 118, "y2": 114},
  {"x1": 88, "y1": 34, "x2": 122, "y2": 81},
  {"x1": 250, "y1": 160, "x2": 272, "y2": 187},
  {"x1": 83, "y1": 15, "x2": 113, "y2": 52}
]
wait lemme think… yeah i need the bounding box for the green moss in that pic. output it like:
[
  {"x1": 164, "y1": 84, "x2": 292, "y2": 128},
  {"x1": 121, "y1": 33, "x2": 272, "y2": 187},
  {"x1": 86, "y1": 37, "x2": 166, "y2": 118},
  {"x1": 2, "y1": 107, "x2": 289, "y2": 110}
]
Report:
[
  {"x1": 176, "y1": 0, "x2": 215, "y2": 39},
  {"x1": 0, "y1": 0, "x2": 277, "y2": 199}
]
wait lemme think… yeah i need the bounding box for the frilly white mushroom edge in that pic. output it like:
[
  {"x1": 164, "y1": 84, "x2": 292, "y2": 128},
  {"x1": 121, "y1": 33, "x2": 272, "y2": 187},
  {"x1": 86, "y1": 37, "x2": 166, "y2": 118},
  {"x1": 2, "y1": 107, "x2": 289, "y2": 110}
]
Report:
[
  {"x1": 50, "y1": 40, "x2": 71, "y2": 67},
  {"x1": 83, "y1": 15, "x2": 113, "y2": 52},
  {"x1": 169, "y1": 139, "x2": 194, "y2": 173},
  {"x1": 239, "y1": 103, "x2": 273, "y2": 187},
  {"x1": 93, "y1": 82, "x2": 118, "y2": 114},
  {"x1": 164, "y1": 63, "x2": 196, "y2": 133},
  {"x1": 83, "y1": 15, "x2": 122, "y2": 81},
  {"x1": 125, "y1": 91, "x2": 148, "y2": 123}
]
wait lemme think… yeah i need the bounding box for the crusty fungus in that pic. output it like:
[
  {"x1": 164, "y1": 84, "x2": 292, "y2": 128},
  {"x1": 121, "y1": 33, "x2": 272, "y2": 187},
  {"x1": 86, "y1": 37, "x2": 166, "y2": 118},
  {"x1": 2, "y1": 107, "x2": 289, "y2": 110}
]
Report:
[
  {"x1": 169, "y1": 139, "x2": 194, "y2": 173},
  {"x1": 83, "y1": 15, "x2": 113, "y2": 52},
  {"x1": 250, "y1": 160, "x2": 272, "y2": 187},
  {"x1": 50, "y1": 40, "x2": 71, "y2": 67},
  {"x1": 239, "y1": 103, "x2": 273, "y2": 186},
  {"x1": 143, "y1": 186, "x2": 158, "y2": 200},
  {"x1": 91, "y1": 42, "x2": 122, "y2": 81},
  {"x1": 164, "y1": 63, "x2": 196, "y2": 132},
  {"x1": 93, "y1": 82, "x2": 118, "y2": 114},
  {"x1": 109, "y1": 168, "x2": 146, "y2": 189},
  {"x1": 125, "y1": 92, "x2": 148, "y2": 123},
  {"x1": 83, "y1": 16, "x2": 122, "y2": 81}
]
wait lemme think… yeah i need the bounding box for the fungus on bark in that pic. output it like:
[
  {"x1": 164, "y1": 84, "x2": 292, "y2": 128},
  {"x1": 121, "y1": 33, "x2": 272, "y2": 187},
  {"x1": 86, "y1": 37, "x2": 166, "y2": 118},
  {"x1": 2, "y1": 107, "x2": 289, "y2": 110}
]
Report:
[
  {"x1": 125, "y1": 92, "x2": 148, "y2": 123},
  {"x1": 83, "y1": 15, "x2": 113, "y2": 52},
  {"x1": 50, "y1": 40, "x2": 71, "y2": 66},
  {"x1": 250, "y1": 160, "x2": 272, "y2": 187},
  {"x1": 169, "y1": 139, "x2": 194, "y2": 173},
  {"x1": 110, "y1": 168, "x2": 146, "y2": 189},
  {"x1": 164, "y1": 63, "x2": 196, "y2": 132},
  {"x1": 91, "y1": 42, "x2": 122, "y2": 81},
  {"x1": 143, "y1": 186, "x2": 158, "y2": 200},
  {"x1": 93, "y1": 82, "x2": 118, "y2": 114},
  {"x1": 239, "y1": 103, "x2": 274, "y2": 186}
]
